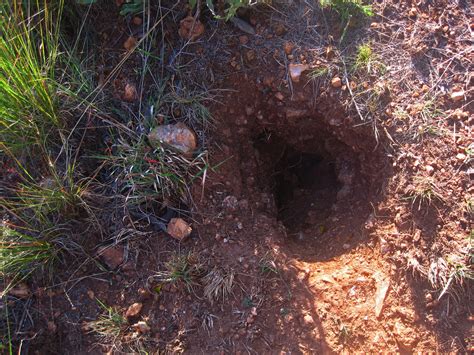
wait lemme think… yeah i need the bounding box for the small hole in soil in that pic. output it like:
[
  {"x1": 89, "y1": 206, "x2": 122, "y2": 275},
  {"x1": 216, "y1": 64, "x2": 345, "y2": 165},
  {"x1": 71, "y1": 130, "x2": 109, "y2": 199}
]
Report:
[{"x1": 254, "y1": 132, "x2": 342, "y2": 233}]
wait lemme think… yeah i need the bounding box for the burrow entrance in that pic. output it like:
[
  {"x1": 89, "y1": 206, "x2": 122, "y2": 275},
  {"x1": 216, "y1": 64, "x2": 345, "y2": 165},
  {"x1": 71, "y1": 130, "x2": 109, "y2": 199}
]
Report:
[
  {"x1": 253, "y1": 130, "x2": 346, "y2": 235},
  {"x1": 213, "y1": 76, "x2": 388, "y2": 248}
]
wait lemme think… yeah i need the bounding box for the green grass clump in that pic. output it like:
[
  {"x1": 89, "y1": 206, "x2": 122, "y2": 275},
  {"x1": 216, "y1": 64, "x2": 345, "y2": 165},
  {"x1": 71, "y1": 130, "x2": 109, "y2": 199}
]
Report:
[
  {"x1": 0, "y1": 1, "x2": 96, "y2": 291},
  {"x1": 106, "y1": 137, "x2": 209, "y2": 206},
  {"x1": 153, "y1": 253, "x2": 204, "y2": 292},
  {"x1": 192, "y1": 0, "x2": 268, "y2": 21},
  {"x1": 86, "y1": 299, "x2": 128, "y2": 343},
  {"x1": 0, "y1": 225, "x2": 57, "y2": 285},
  {"x1": 354, "y1": 43, "x2": 373, "y2": 69},
  {"x1": 0, "y1": 2, "x2": 63, "y2": 150},
  {"x1": 319, "y1": 0, "x2": 373, "y2": 21}
]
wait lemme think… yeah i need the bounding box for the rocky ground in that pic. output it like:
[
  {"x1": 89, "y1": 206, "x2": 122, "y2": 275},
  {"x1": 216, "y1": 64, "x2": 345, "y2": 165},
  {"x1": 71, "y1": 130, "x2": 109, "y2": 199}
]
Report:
[{"x1": 3, "y1": 0, "x2": 472, "y2": 353}]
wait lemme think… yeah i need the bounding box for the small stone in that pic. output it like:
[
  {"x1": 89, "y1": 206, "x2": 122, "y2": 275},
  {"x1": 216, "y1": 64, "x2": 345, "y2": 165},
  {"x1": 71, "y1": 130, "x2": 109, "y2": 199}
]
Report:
[
  {"x1": 451, "y1": 90, "x2": 464, "y2": 102},
  {"x1": 148, "y1": 122, "x2": 197, "y2": 155},
  {"x1": 97, "y1": 245, "x2": 124, "y2": 269},
  {"x1": 456, "y1": 153, "x2": 466, "y2": 161},
  {"x1": 87, "y1": 290, "x2": 95, "y2": 300},
  {"x1": 413, "y1": 229, "x2": 421, "y2": 242},
  {"x1": 239, "y1": 35, "x2": 249, "y2": 45},
  {"x1": 283, "y1": 42, "x2": 294, "y2": 55},
  {"x1": 123, "y1": 36, "x2": 137, "y2": 51},
  {"x1": 8, "y1": 283, "x2": 31, "y2": 299},
  {"x1": 132, "y1": 16, "x2": 142, "y2": 26},
  {"x1": 425, "y1": 293, "x2": 433, "y2": 303},
  {"x1": 246, "y1": 50, "x2": 256, "y2": 61},
  {"x1": 178, "y1": 16, "x2": 205, "y2": 41},
  {"x1": 409, "y1": 7, "x2": 417, "y2": 17},
  {"x1": 123, "y1": 83, "x2": 138, "y2": 102},
  {"x1": 132, "y1": 321, "x2": 150, "y2": 334},
  {"x1": 289, "y1": 64, "x2": 309, "y2": 83},
  {"x1": 167, "y1": 218, "x2": 192, "y2": 241},
  {"x1": 303, "y1": 314, "x2": 314, "y2": 325},
  {"x1": 125, "y1": 303, "x2": 143, "y2": 318},
  {"x1": 273, "y1": 23, "x2": 287, "y2": 36},
  {"x1": 274, "y1": 92, "x2": 284, "y2": 101},
  {"x1": 425, "y1": 165, "x2": 435, "y2": 174},
  {"x1": 331, "y1": 77, "x2": 342, "y2": 88}
]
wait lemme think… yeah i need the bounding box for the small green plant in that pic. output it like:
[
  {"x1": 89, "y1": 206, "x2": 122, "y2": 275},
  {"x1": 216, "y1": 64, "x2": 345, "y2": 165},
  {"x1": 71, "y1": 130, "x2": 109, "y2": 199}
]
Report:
[
  {"x1": 119, "y1": 0, "x2": 144, "y2": 16},
  {"x1": 77, "y1": 0, "x2": 143, "y2": 16},
  {"x1": 354, "y1": 43, "x2": 373, "y2": 70},
  {"x1": 0, "y1": 1, "x2": 62, "y2": 150},
  {"x1": 406, "y1": 175, "x2": 445, "y2": 210},
  {"x1": 259, "y1": 253, "x2": 278, "y2": 274},
  {"x1": 319, "y1": 0, "x2": 373, "y2": 20},
  {"x1": 0, "y1": 225, "x2": 57, "y2": 289},
  {"x1": 332, "y1": 317, "x2": 352, "y2": 345},
  {"x1": 87, "y1": 299, "x2": 128, "y2": 343},
  {"x1": 192, "y1": 0, "x2": 268, "y2": 21},
  {"x1": 153, "y1": 253, "x2": 204, "y2": 292},
  {"x1": 308, "y1": 67, "x2": 329, "y2": 80}
]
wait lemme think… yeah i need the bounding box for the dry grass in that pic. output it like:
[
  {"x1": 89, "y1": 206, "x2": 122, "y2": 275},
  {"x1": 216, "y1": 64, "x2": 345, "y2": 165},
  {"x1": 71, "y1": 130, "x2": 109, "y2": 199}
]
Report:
[{"x1": 203, "y1": 267, "x2": 235, "y2": 304}]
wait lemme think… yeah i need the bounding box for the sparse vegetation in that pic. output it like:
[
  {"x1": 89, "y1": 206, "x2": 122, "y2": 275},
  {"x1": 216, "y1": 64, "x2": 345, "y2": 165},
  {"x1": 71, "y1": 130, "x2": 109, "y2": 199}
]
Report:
[
  {"x1": 0, "y1": 0, "x2": 472, "y2": 352},
  {"x1": 153, "y1": 253, "x2": 204, "y2": 292},
  {"x1": 86, "y1": 299, "x2": 128, "y2": 345},
  {"x1": 0, "y1": 225, "x2": 57, "y2": 288},
  {"x1": 320, "y1": 0, "x2": 373, "y2": 17},
  {"x1": 406, "y1": 175, "x2": 445, "y2": 210},
  {"x1": 203, "y1": 267, "x2": 235, "y2": 303}
]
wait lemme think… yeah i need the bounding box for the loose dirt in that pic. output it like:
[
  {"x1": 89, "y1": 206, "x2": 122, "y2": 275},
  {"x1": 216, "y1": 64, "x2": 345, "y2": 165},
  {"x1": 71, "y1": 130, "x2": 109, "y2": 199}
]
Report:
[{"x1": 20, "y1": 0, "x2": 472, "y2": 353}]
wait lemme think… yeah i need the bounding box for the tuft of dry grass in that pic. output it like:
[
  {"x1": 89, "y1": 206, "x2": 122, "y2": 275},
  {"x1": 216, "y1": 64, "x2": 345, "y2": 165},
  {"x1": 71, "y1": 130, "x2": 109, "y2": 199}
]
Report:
[{"x1": 203, "y1": 267, "x2": 235, "y2": 304}]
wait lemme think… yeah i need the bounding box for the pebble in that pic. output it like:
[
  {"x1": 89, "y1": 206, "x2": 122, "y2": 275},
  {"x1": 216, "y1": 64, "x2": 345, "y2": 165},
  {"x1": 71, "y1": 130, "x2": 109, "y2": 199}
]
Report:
[
  {"x1": 274, "y1": 92, "x2": 284, "y2": 101},
  {"x1": 450, "y1": 90, "x2": 464, "y2": 102},
  {"x1": 289, "y1": 64, "x2": 309, "y2": 83},
  {"x1": 125, "y1": 302, "x2": 143, "y2": 318},
  {"x1": 148, "y1": 122, "x2": 197, "y2": 155},
  {"x1": 303, "y1": 314, "x2": 315, "y2": 325},
  {"x1": 331, "y1": 77, "x2": 342, "y2": 88},
  {"x1": 87, "y1": 290, "x2": 95, "y2": 300},
  {"x1": 97, "y1": 245, "x2": 124, "y2": 269},
  {"x1": 132, "y1": 16, "x2": 142, "y2": 26},
  {"x1": 132, "y1": 321, "x2": 150, "y2": 334},
  {"x1": 456, "y1": 153, "x2": 466, "y2": 161},
  {"x1": 166, "y1": 218, "x2": 192, "y2": 241},
  {"x1": 123, "y1": 36, "x2": 137, "y2": 51},
  {"x1": 283, "y1": 42, "x2": 294, "y2": 55},
  {"x1": 8, "y1": 283, "x2": 31, "y2": 299},
  {"x1": 123, "y1": 83, "x2": 138, "y2": 102}
]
